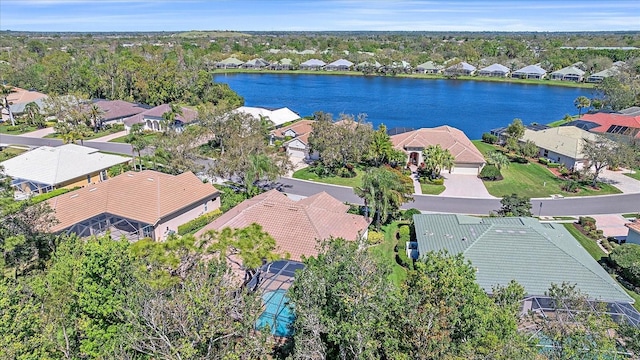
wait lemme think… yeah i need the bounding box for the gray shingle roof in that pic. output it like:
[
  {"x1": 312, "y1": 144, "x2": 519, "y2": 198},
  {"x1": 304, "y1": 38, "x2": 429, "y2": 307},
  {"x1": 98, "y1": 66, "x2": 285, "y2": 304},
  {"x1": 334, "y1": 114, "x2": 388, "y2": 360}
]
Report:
[{"x1": 413, "y1": 214, "x2": 633, "y2": 303}]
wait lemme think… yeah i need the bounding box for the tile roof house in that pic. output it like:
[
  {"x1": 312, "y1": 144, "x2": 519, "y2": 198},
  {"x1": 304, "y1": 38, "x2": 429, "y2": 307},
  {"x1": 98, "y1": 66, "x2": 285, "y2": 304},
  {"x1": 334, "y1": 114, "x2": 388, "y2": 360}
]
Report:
[
  {"x1": 216, "y1": 57, "x2": 244, "y2": 69},
  {"x1": 576, "y1": 112, "x2": 640, "y2": 139},
  {"x1": 299, "y1": 59, "x2": 326, "y2": 70},
  {"x1": 242, "y1": 58, "x2": 270, "y2": 69},
  {"x1": 1, "y1": 87, "x2": 48, "y2": 122},
  {"x1": 415, "y1": 61, "x2": 443, "y2": 74},
  {"x1": 521, "y1": 126, "x2": 599, "y2": 170},
  {"x1": 194, "y1": 190, "x2": 369, "y2": 261},
  {"x1": 512, "y1": 64, "x2": 547, "y2": 79},
  {"x1": 235, "y1": 106, "x2": 300, "y2": 128},
  {"x1": 124, "y1": 104, "x2": 198, "y2": 133},
  {"x1": 550, "y1": 65, "x2": 586, "y2": 82},
  {"x1": 48, "y1": 170, "x2": 220, "y2": 241},
  {"x1": 478, "y1": 63, "x2": 510, "y2": 77},
  {"x1": 586, "y1": 65, "x2": 622, "y2": 83},
  {"x1": 268, "y1": 58, "x2": 293, "y2": 70},
  {"x1": 625, "y1": 220, "x2": 640, "y2": 245},
  {"x1": 1, "y1": 144, "x2": 131, "y2": 194},
  {"x1": 270, "y1": 119, "x2": 318, "y2": 161},
  {"x1": 325, "y1": 59, "x2": 354, "y2": 71},
  {"x1": 391, "y1": 126, "x2": 486, "y2": 175},
  {"x1": 444, "y1": 62, "x2": 476, "y2": 76},
  {"x1": 413, "y1": 214, "x2": 634, "y2": 305},
  {"x1": 93, "y1": 99, "x2": 148, "y2": 124}
]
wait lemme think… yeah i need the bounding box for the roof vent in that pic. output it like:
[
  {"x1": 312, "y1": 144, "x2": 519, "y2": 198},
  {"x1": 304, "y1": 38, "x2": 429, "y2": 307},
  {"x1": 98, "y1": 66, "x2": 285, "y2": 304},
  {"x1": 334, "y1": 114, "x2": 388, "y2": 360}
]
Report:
[
  {"x1": 70, "y1": 194, "x2": 79, "y2": 199},
  {"x1": 461, "y1": 237, "x2": 467, "y2": 241},
  {"x1": 147, "y1": 178, "x2": 154, "y2": 181},
  {"x1": 89, "y1": 188, "x2": 97, "y2": 192},
  {"x1": 127, "y1": 174, "x2": 134, "y2": 177},
  {"x1": 495, "y1": 229, "x2": 503, "y2": 233}
]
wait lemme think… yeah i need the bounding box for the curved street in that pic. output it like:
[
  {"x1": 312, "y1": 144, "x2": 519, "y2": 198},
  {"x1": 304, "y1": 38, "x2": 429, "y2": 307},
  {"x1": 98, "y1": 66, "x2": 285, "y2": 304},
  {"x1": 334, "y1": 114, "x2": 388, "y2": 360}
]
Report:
[{"x1": 2, "y1": 133, "x2": 639, "y2": 216}]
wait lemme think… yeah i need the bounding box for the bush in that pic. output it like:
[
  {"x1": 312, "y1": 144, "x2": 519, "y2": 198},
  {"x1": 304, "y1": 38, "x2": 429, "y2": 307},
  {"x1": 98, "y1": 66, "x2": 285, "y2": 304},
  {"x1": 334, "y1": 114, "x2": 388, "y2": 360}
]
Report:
[
  {"x1": 402, "y1": 208, "x2": 422, "y2": 221},
  {"x1": 579, "y1": 216, "x2": 596, "y2": 227},
  {"x1": 177, "y1": 209, "x2": 222, "y2": 235},
  {"x1": 3, "y1": 125, "x2": 20, "y2": 132},
  {"x1": 547, "y1": 163, "x2": 562, "y2": 168},
  {"x1": 337, "y1": 167, "x2": 355, "y2": 178},
  {"x1": 561, "y1": 180, "x2": 579, "y2": 193},
  {"x1": 538, "y1": 157, "x2": 549, "y2": 165},
  {"x1": 430, "y1": 178, "x2": 444, "y2": 185},
  {"x1": 478, "y1": 164, "x2": 502, "y2": 181},
  {"x1": 609, "y1": 244, "x2": 640, "y2": 288},
  {"x1": 559, "y1": 167, "x2": 570, "y2": 176},
  {"x1": 398, "y1": 225, "x2": 410, "y2": 240},
  {"x1": 367, "y1": 230, "x2": 384, "y2": 245},
  {"x1": 482, "y1": 132, "x2": 498, "y2": 144}
]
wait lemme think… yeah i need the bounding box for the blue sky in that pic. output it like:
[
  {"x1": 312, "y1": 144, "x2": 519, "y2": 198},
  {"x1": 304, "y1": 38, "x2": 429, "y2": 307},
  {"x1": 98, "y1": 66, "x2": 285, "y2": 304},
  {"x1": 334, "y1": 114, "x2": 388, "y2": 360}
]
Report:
[{"x1": 1, "y1": 0, "x2": 639, "y2": 32}]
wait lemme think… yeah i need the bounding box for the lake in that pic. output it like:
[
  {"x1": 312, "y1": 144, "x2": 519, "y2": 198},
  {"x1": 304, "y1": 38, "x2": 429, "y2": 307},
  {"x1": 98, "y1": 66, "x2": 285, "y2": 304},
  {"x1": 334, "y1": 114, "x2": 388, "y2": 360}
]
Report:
[{"x1": 213, "y1": 73, "x2": 591, "y2": 139}]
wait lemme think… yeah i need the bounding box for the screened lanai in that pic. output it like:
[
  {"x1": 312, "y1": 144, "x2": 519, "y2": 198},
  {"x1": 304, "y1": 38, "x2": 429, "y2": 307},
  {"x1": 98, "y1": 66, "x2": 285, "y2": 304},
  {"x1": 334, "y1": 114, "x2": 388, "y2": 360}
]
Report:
[{"x1": 62, "y1": 212, "x2": 155, "y2": 241}]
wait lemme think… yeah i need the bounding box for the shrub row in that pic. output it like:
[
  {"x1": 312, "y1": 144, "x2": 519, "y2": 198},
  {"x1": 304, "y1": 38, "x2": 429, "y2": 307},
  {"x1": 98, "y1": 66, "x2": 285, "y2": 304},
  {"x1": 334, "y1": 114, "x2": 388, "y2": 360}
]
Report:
[
  {"x1": 396, "y1": 225, "x2": 413, "y2": 270},
  {"x1": 367, "y1": 230, "x2": 384, "y2": 245},
  {"x1": 481, "y1": 132, "x2": 498, "y2": 144},
  {"x1": 177, "y1": 209, "x2": 222, "y2": 235},
  {"x1": 479, "y1": 164, "x2": 502, "y2": 181},
  {"x1": 547, "y1": 163, "x2": 562, "y2": 168}
]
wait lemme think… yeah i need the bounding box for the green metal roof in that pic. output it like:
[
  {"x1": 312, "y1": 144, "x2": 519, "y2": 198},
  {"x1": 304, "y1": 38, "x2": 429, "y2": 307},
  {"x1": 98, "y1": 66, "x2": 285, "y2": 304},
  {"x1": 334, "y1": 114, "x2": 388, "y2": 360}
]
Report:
[{"x1": 413, "y1": 214, "x2": 633, "y2": 304}]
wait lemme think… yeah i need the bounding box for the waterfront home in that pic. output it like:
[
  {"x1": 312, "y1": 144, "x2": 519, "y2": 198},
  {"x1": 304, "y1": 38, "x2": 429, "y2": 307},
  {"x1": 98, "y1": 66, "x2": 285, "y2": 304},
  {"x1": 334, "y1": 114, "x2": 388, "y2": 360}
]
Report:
[
  {"x1": 325, "y1": 59, "x2": 354, "y2": 71},
  {"x1": 478, "y1": 63, "x2": 510, "y2": 77},
  {"x1": 299, "y1": 59, "x2": 326, "y2": 70},
  {"x1": 443, "y1": 62, "x2": 476, "y2": 76},
  {"x1": 0, "y1": 87, "x2": 48, "y2": 123},
  {"x1": 415, "y1": 61, "x2": 443, "y2": 74},
  {"x1": 390, "y1": 125, "x2": 485, "y2": 175},
  {"x1": 124, "y1": 104, "x2": 198, "y2": 133},
  {"x1": 242, "y1": 58, "x2": 270, "y2": 69},
  {"x1": 268, "y1": 58, "x2": 294, "y2": 70},
  {"x1": 92, "y1": 99, "x2": 148, "y2": 125},
  {"x1": 235, "y1": 106, "x2": 300, "y2": 128},
  {"x1": 48, "y1": 170, "x2": 220, "y2": 241},
  {"x1": 412, "y1": 214, "x2": 636, "y2": 320},
  {"x1": 215, "y1": 57, "x2": 244, "y2": 69},
  {"x1": 512, "y1": 64, "x2": 547, "y2": 79},
  {"x1": 586, "y1": 66, "x2": 620, "y2": 83},
  {"x1": 571, "y1": 112, "x2": 640, "y2": 139},
  {"x1": 490, "y1": 123, "x2": 549, "y2": 144},
  {"x1": 550, "y1": 65, "x2": 585, "y2": 82},
  {"x1": 1, "y1": 144, "x2": 130, "y2": 195},
  {"x1": 194, "y1": 189, "x2": 369, "y2": 261},
  {"x1": 355, "y1": 60, "x2": 382, "y2": 71},
  {"x1": 520, "y1": 126, "x2": 599, "y2": 170},
  {"x1": 270, "y1": 119, "x2": 318, "y2": 162}
]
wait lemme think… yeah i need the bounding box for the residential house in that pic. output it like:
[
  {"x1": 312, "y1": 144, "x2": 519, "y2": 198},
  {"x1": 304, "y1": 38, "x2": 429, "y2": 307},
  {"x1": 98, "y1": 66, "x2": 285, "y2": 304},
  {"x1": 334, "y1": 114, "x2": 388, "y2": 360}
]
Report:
[
  {"x1": 355, "y1": 60, "x2": 382, "y2": 71},
  {"x1": 625, "y1": 220, "x2": 640, "y2": 245},
  {"x1": 242, "y1": 58, "x2": 270, "y2": 69},
  {"x1": 415, "y1": 61, "x2": 443, "y2": 74},
  {"x1": 520, "y1": 126, "x2": 599, "y2": 170},
  {"x1": 268, "y1": 58, "x2": 294, "y2": 70},
  {"x1": 194, "y1": 190, "x2": 369, "y2": 261},
  {"x1": 412, "y1": 214, "x2": 636, "y2": 318},
  {"x1": 512, "y1": 64, "x2": 547, "y2": 79},
  {"x1": 235, "y1": 106, "x2": 301, "y2": 128},
  {"x1": 270, "y1": 119, "x2": 318, "y2": 161},
  {"x1": 550, "y1": 65, "x2": 585, "y2": 82},
  {"x1": 1, "y1": 87, "x2": 48, "y2": 122},
  {"x1": 299, "y1": 59, "x2": 326, "y2": 70},
  {"x1": 0, "y1": 144, "x2": 130, "y2": 194},
  {"x1": 325, "y1": 59, "x2": 354, "y2": 71},
  {"x1": 571, "y1": 112, "x2": 640, "y2": 139},
  {"x1": 586, "y1": 67, "x2": 620, "y2": 83},
  {"x1": 443, "y1": 62, "x2": 476, "y2": 76},
  {"x1": 124, "y1": 104, "x2": 198, "y2": 133},
  {"x1": 390, "y1": 125, "x2": 486, "y2": 175},
  {"x1": 93, "y1": 99, "x2": 148, "y2": 125},
  {"x1": 48, "y1": 170, "x2": 220, "y2": 241},
  {"x1": 215, "y1": 57, "x2": 244, "y2": 69},
  {"x1": 490, "y1": 123, "x2": 550, "y2": 144},
  {"x1": 478, "y1": 63, "x2": 510, "y2": 77}
]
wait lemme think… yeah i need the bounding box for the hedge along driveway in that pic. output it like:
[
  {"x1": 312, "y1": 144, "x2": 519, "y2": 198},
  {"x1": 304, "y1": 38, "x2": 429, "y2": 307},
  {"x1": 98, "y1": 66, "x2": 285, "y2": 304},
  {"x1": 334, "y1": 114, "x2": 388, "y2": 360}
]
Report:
[{"x1": 472, "y1": 141, "x2": 622, "y2": 198}]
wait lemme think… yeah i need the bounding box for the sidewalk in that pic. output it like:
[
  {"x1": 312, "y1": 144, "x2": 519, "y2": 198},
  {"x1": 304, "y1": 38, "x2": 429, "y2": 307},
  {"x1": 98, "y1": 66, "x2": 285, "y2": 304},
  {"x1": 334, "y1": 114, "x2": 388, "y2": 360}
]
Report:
[
  {"x1": 409, "y1": 165, "x2": 422, "y2": 195},
  {"x1": 90, "y1": 131, "x2": 127, "y2": 142},
  {"x1": 20, "y1": 127, "x2": 55, "y2": 138}
]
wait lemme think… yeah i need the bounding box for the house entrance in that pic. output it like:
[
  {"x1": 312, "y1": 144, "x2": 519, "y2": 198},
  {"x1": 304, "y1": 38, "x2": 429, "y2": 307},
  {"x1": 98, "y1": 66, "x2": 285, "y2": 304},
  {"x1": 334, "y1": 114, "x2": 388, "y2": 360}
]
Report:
[{"x1": 409, "y1": 152, "x2": 419, "y2": 165}]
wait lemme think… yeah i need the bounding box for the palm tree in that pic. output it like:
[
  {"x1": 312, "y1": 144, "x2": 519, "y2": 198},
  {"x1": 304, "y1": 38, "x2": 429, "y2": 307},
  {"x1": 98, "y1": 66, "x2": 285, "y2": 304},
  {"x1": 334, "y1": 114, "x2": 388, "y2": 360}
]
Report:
[
  {"x1": 161, "y1": 104, "x2": 183, "y2": 132},
  {"x1": 355, "y1": 167, "x2": 414, "y2": 229},
  {"x1": 574, "y1": 96, "x2": 591, "y2": 117},
  {"x1": 368, "y1": 124, "x2": 393, "y2": 166},
  {"x1": 125, "y1": 123, "x2": 149, "y2": 171},
  {"x1": 0, "y1": 85, "x2": 17, "y2": 126},
  {"x1": 88, "y1": 104, "x2": 104, "y2": 132},
  {"x1": 422, "y1": 144, "x2": 455, "y2": 179},
  {"x1": 23, "y1": 102, "x2": 45, "y2": 128},
  {"x1": 245, "y1": 154, "x2": 280, "y2": 195},
  {"x1": 487, "y1": 151, "x2": 510, "y2": 170}
]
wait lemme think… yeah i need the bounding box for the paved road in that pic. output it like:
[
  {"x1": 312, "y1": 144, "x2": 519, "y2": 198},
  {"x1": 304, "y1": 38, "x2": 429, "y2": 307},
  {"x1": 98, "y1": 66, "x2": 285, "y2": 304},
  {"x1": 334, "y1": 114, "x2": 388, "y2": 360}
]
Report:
[
  {"x1": 3, "y1": 133, "x2": 639, "y2": 216},
  {"x1": 278, "y1": 178, "x2": 640, "y2": 216}
]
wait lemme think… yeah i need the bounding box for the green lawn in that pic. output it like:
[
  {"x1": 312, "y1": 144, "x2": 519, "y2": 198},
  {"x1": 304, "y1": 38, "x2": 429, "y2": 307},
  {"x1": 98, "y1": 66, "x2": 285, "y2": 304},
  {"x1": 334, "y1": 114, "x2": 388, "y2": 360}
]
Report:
[
  {"x1": 472, "y1": 140, "x2": 622, "y2": 198},
  {"x1": 369, "y1": 222, "x2": 407, "y2": 286},
  {"x1": 547, "y1": 115, "x2": 579, "y2": 127},
  {"x1": 624, "y1": 169, "x2": 640, "y2": 181},
  {"x1": 45, "y1": 127, "x2": 124, "y2": 141},
  {"x1": 292, "y1": 167, "x2": 365, "y2": 188},
  {"x1": 0, "y1": 123, "x2": 38, "y2": 135},
  {"x1": 421, "y1": 183, "x2": 445, "y2": 195},
  {"x1": 109, "y1": 133, "x2": 159, "y2": 143},
  {"x1": 563, "y1": 223, "x2": 606, "y2": 262},
  {"x1": 0, "y1": 146, "x2": 27, "y2": 161}
]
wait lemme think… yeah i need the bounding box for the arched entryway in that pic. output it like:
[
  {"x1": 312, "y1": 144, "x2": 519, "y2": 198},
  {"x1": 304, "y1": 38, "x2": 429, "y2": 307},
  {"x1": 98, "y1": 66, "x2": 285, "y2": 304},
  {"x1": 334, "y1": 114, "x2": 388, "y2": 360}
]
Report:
[{"x1": 409, "y1": 152, "x2": 419, "y2": 165}]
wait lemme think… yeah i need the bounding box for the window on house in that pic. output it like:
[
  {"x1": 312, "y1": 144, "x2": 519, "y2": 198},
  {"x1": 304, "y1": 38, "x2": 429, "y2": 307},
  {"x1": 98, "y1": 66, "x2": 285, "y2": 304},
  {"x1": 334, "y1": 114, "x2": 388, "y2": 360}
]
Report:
[
  {"x1": 87, "y1": 174, "x2": 91, "y2": 183},
  {"x1": 543, "y1": 149, "x2": 549, "y2": 157},
  {"x1": 204, "y1": 202, "x2": 208, "y2": 211}
]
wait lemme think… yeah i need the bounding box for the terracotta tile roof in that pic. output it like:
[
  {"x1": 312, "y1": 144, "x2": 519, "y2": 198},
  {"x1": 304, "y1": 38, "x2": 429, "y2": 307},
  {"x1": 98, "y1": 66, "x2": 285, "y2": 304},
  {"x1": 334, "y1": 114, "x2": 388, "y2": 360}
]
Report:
[
  {"x1": 124, "y1": 104, "x2": 198, "y2": 127},
  {"x1": 93, "y1": 99, "x2": 148, "y2": 121},
  {"x1": 391, "y1": 125, "x2": 485, "y2": 164},
  {"x1": 580, "y1": 113, "x2": 640, "y2": 139},
  {"x1": 271, "y1": 119, "x2": 315, "y2": 138},
  {"x1": 626, "y1": 220, "x2": 640, "y2": 234},
  {"x1": 48, "y1": 170, "x2": 219, "y2": 232},
  {"x1": 5, "y1": 87, "x2": 48, "y2": 104},
  {"x1": 194, "y1": 190, "x2": 369, "y2": 261}
]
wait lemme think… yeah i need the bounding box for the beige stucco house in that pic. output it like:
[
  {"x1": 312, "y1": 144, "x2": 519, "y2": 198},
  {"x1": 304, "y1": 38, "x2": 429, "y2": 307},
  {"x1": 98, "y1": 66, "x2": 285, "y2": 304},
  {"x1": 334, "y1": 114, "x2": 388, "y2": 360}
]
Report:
[{"x1": 521, "y1": 126, "x2": 599, "y2": 170}]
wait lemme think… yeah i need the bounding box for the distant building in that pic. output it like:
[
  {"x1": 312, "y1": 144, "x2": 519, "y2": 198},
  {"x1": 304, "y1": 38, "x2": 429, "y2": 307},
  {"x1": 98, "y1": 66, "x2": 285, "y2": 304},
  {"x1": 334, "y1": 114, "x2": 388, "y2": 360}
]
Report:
[
  {"x1": 215, "y1": 57, "x2": 244, "y2": 69},
  {"x1": 550, "y1": 65, "x2": 585, "y2": 82},
  {"x1": 478, "y1": 63, "x2": 510, "y2": 77},
  {"x1": 325, "y1": 59, "x2": 354, "y2": 71},
  {"x1": 234, "y1": 106, "x2": 301, "y2": 128},
  {"x1": 299, "y1": 59, "x2": 326, "y2": 70},
  {"x1": 124, "y1": 104, "x2": 198, "y2": 133},
  {"x1": 443, "y1": 62, "x2": 476, "y2": 76},
  {"x1": 512, "y1": 64, "x2": 547, "y2": 79},
  {"x1": 1, "y1": 87, "x2": 48, "y2": 122},
  {"x1": 415, "y1": 61, "x2": 443, "y2": 74},
  {"x1": 92, "y1": 99, "x2": 148, "y2": 125},
  {"x1": 521, "y1": 126, "x2": 599, "y2": 170}
]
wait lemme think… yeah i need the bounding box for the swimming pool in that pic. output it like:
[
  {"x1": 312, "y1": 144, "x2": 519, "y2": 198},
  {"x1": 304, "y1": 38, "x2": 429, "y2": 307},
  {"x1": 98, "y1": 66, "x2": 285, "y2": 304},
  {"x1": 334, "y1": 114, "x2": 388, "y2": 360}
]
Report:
[{"x1": 255, "y1": 289, "x2": 295, "y2": 337}]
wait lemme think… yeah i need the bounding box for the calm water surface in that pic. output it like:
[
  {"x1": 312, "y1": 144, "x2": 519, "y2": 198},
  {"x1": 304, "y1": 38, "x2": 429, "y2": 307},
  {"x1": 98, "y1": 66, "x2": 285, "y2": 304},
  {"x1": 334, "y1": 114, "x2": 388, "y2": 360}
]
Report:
[{"x1": 214, "y1": 73, "x2": 591, "y2": 139}]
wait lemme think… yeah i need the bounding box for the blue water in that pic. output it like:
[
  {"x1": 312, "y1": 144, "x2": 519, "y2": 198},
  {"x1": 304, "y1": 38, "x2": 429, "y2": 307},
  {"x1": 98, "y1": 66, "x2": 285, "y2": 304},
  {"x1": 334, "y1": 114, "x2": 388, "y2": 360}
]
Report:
[
  {"x1": 255, "y1": 290, "x2": 295, "y2": 337},
  {"x1": 214, "y1": 73, "x2": 591, "y2": 139}
]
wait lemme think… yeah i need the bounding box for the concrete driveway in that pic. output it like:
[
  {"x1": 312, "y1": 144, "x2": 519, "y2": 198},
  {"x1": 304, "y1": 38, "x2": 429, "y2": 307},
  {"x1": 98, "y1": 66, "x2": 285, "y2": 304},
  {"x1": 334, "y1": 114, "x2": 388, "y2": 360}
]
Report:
[
  {"x1": 590, "y1": 214, "x2": 632, "y2": 241},
  {"x1": 599, "y1": 169, "x2": 640, "y2": 194},
  {"x1": 440, "y1": 173, "x2": 495, "y2": 199}
]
